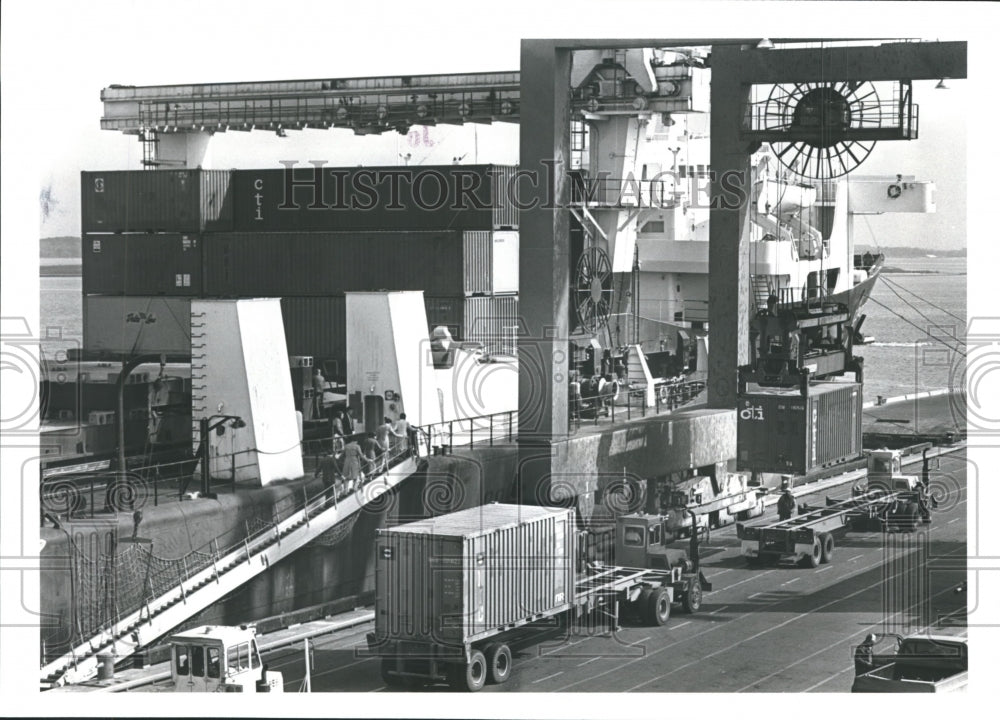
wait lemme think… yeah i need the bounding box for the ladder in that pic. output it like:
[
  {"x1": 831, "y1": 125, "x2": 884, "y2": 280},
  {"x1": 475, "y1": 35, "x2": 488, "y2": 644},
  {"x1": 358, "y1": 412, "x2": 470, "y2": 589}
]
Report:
[
  {"x1": 750, "y1": 275, "x2": 772, "y2": 313},
  {"x1": 40, "y1": 456, "x2": 418, "y2": 688}
]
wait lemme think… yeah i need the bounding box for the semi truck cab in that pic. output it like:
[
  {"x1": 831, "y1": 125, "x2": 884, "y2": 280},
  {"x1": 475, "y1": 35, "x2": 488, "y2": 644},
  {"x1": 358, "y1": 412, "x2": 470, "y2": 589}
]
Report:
[{"x1": 168, "y1": 625, "x2": 283, "y2": 693}]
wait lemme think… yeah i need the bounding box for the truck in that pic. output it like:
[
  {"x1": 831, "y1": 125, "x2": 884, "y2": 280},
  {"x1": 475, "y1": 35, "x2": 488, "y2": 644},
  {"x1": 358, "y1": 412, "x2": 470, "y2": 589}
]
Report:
[
  {"x1": 852, "y1": 633, "x2": 968, "y2": 693},
  {"x1": 366, "y1": 503, "x2": 710, "y2": 691},
  {"x1": 168, "y1": 625, "x2": 283, "y2": 692}
]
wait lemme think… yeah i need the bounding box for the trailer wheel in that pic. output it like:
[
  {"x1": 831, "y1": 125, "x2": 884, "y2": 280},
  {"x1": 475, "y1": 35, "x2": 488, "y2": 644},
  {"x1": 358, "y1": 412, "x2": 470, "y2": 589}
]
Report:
[
  {"x1": 800, "y1": 538, "x2": 822, "y2": 568},
  {"x1": 820, "y1": 533, "x2": 835, "y2": 564},
  {"x1": 646, "y1": 587, "x2": 671, "y2": 626},
  {"x1": 484, "y1": 642, "x2": 512, "y2": 684},
  {"x1": 449, "y1": 650, "x2": 487, "y2": 692},
  {"x1": 682, "y1": 581, "x2": 703, "y2": 613}
]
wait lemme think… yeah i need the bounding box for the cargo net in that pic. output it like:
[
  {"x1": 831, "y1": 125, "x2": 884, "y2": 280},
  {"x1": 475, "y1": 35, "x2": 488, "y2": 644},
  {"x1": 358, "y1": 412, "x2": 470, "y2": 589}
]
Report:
[
  {"x1": 308, "y1": 513, "x2": 359, "y2": 547},
  {"x1": 52, "y1": 490, "x2": 306, "y2": 660}
]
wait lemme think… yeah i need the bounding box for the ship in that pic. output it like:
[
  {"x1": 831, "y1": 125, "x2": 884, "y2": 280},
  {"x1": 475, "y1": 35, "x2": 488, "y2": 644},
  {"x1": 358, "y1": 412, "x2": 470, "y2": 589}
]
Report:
[{"x1": 38, "y1": 42, "x2": 942, "y2": 684}]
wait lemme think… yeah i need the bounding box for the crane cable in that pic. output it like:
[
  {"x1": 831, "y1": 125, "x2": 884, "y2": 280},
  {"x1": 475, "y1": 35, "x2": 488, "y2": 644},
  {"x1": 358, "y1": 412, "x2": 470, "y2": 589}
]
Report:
[
  {"x1": 880, "y1": 274, "x2": 966, "y2": 324},
  {"x1": 877, "y1": 277, "x2": 966, "y2": 344},
  {"x1": 866, "y1": 295, "x2": 966, "y2": 358}
]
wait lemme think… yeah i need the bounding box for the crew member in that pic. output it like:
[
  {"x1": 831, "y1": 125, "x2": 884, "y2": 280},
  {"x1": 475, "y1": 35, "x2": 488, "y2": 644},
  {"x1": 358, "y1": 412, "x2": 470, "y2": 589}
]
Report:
[{"x1": 312, "y1": 368, "x2": 326, "y2": 418}]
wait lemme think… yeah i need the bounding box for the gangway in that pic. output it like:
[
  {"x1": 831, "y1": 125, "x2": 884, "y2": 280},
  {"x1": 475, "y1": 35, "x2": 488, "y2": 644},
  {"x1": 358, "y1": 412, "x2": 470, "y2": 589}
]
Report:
[{"x1": 40, "y1": 455, "x2": 418, "y2": 688}]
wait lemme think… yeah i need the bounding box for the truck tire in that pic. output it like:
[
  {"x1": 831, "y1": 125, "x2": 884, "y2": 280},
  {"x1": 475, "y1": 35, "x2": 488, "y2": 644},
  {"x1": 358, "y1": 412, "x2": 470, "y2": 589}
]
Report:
[
  {"x1": 646, "y1": 586, "x2": 671, "y2": 626},
  {"x1": 820, "y1": 533, "x2": 835, "y2": 564},
  {"x1": 484, "y1": 642, "x2": 512, "y2": 684},
  {"x1": 682, "y1": 581, "x2": 703, "y2": 613},
  {"x1": 449, "y1": 650, "x2": 487, "y2": 692},
  {"x1": 800, "y1": 537, "x2": 822, "y2": 568}
]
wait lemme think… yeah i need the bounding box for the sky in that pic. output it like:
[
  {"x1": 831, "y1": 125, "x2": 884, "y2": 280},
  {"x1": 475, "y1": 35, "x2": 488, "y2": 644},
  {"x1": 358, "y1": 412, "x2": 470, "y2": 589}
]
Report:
[{"x1": 3, "y1": 1, "x2": 1000, "y2": 716}]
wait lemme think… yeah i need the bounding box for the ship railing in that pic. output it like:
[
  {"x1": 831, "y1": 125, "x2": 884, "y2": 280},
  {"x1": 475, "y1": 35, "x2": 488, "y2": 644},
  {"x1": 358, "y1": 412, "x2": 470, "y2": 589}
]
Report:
[
  {"x1": 569, "y1": 377, "x2": 707, "y2": 430},
  {"x1": 415, "y1": 410, "x2": 517, "y2": 455}
]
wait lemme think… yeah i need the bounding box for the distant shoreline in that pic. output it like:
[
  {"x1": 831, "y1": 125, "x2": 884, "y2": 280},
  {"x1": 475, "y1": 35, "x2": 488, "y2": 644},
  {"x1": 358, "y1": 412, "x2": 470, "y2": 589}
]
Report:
[
  {"x1": 880, "y1": 267, "x2": 966, "y2": 275},
  {"x1": 40, "y1": 264, "x2": 82, "y2": 277}
]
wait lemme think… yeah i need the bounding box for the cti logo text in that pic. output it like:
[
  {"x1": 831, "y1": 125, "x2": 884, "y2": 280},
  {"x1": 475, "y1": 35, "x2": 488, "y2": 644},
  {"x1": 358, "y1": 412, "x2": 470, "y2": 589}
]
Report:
[{"x1": 740, "y1": 404, "x2": 765, "y2": 421}]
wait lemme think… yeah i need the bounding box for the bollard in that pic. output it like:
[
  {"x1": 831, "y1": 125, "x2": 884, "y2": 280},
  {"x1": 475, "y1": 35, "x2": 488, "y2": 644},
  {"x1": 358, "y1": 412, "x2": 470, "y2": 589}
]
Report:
[{"x1": 97, "y1": 653, "x2": 115, "y2": 680}]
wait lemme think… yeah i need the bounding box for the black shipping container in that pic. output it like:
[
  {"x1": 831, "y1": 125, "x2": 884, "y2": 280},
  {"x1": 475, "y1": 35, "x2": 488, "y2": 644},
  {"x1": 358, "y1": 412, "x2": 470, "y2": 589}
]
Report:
[
  {"x1": 736, "y1": 382, "x2": 862, "y2": 475},
  {"x1": 280, "y1": 296, "x2": 348, "y2": 379},
  {"x1": 81, "y1": 170, "x2": 232, "y2": 233},
  {"x1": 202, "y1": 230, "x2": 465, "y2": 296},
  {"x1": 82, "y1": 234, "x2": 203, "y2": 295},
  {"x1": 231, "y1": 164, "x2": 518, "y2": 232}
]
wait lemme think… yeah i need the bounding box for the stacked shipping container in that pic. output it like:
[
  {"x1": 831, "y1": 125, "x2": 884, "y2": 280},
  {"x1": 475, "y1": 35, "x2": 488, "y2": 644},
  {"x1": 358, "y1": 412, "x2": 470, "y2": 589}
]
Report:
[{"x1": 81, "y1": 166, "x2": 520, "y2": 374}]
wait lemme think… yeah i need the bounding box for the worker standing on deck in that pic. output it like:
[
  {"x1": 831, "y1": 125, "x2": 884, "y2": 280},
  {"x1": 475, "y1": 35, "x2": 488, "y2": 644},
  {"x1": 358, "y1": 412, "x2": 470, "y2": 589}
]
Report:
[
  {"x1": 312, "y1": 368, "x2": 326, "y2": 419},
  {"x1": 777, "y1": 486, "x2": 796, "y2": 521}
]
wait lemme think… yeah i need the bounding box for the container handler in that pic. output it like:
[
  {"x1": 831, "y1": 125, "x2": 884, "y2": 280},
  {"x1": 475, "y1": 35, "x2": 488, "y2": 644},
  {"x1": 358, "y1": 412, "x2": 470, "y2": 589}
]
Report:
[{"x1": 366, "y1": 504, "x2": 711, "y2": 691}]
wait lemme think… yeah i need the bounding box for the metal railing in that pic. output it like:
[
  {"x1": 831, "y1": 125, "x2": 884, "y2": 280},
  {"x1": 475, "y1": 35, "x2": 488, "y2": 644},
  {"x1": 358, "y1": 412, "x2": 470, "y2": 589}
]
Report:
[
  {"x1": 43, "y1": 442, "x2": 417, "y2": 679},
  {"x1": 416, "y1": 411, "x2": 517, "y2": 454},
  {"x1": 569, "y1": 378, "x2": 706, "y2": 430}
]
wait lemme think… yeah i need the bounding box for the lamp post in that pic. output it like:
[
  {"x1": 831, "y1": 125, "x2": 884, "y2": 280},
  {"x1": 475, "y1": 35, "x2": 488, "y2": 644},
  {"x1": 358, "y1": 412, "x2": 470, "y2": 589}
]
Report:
[{"x1": 199, "y1": 415, "x2": 246, "y2": 498}]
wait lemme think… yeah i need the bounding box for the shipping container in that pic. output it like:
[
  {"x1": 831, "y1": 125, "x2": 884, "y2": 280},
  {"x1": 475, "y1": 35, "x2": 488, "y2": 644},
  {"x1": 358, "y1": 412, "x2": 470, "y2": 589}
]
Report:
[
  {"x1": 83, "y1": 295, "x2": 192, "y2": 358},
  {"x1": 423, "y1": 296, "x2": 520, "y2": 357},
  {"x1": 231, "y1": 164, "x2": 518, "y2": 232},
  {"x1": 374, "y1": 504, "x2": 575, "y2": 648},
  {"x1": 736, "y1": 382, "x2": 862, "y2": 475},
  {"x1": 202, "y1": 230, "x2": 465, "y2": 296},
  {"x1": 461, "y1": 231, "x2": 519, "y2": 295},
  {"x1": 82, "y1": 233, "x2": 203, "y2": 295},
  {"x1": 491, "y1": 230, "x2": 519, "y2": 293},
  {"x1": 81, "y1": 170, "x2": 232, "y2": 233},
  {"x1": 279, "y1": 296, "x2": 347, "y2": 378},
  {"x1": 464, "y1": 295, "x2": 519, "y2": 357}
]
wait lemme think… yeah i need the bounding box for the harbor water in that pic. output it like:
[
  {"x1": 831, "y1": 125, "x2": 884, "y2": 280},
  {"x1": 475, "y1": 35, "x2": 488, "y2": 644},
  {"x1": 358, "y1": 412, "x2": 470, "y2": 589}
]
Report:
[{"x1": 40, "y1": 254, "x2": 967, "y2": 403}]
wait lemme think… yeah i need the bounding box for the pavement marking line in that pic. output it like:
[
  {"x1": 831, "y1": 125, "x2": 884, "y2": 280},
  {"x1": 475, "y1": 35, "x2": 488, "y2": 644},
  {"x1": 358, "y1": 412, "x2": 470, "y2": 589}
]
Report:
[
  {"x1": 846, "y1": 554, "x2": 864, "y2": 562},
  {"x1": 781, "y1": 577, "x2": 801, "y2": 585},
  {"x1": 709, "y1": 606, "x2": 729, "y2": 614},
  {"x1": 630, "y1": 636, "x2": 651, "y2": 646},
  {"x1": 672, "y1": 621, "x2": 691, "y2": 629},
  {"x1": 576, "y1": 657, "x2": 602, "y2": 667},
  {"x1": 723, "y1": 570, "x2": 775, "y2": 590},
  {"x1": 947, "y1": 518, "x2": 959, "y2": 525},
  {"x1": 533, "y1": 671, "x2": 564, "y2": 684},
  {"x1": 815, "y1": 566, "x2": 832, "y2": 573},
  {"x1": 802, "y1": 664, "x2": 853, "y2": 692},
  {"x1": 618, "y1": 558, "x2": 932, "y2": 693},
  {"x1": 554, "y1": 548, "x2": 904, "y2": 693},
  {"x1": 541, "y1": 637, "x2": 587, "y2": 656},
  {"x1": 709, "y1": 569, "x2": 733, "y2": 576},
  {"x1": 743, "y1": 580, "x2": 967, "y2": 693},
  {"x1": 747, "y1": 592, "x2": 763, "y2": 599}
]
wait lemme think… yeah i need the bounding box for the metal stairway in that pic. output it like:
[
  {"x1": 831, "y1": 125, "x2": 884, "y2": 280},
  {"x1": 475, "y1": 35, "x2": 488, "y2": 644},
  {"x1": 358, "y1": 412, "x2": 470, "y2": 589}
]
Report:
[
  {"x1": 40, "y1": 456, "x2": 418, "y2": 688},
  {"x1": 750, "y1": 274, "x2": 773, "y2": 313}
]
